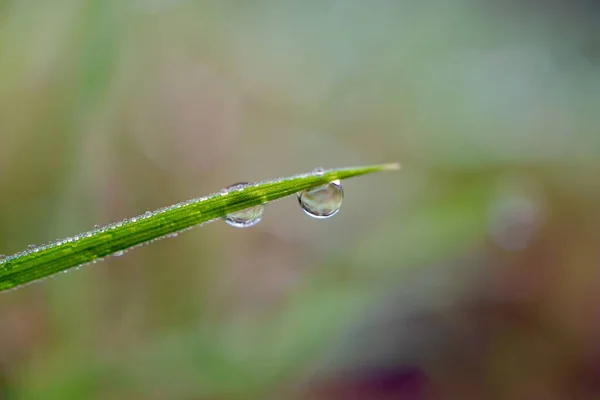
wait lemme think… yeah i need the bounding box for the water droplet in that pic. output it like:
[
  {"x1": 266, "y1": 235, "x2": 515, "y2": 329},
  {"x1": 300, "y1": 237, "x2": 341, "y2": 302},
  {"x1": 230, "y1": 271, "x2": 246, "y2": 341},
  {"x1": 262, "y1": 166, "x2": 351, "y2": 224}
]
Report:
[
  {"x1": 297, "y1": 180, "x2": 343, "y2": 219},
  {"x1": 28, "y1": 244, "x2": 37, "y2": 249},
  {"x1": 313, "y1": 167, "x2": 325, "y2": 176},
  {"x1": 114, "y1": 250, "x2": 124, "y2": 257},
  {"x1": 224, "y1": 182, "x2": 248, "y2": 192},
  {"x1": 222, "y1": 183, "x2": 264, "y2": 228},
  {"x1": 224, "y1": 205, "x2": 264, "y2": 228}
]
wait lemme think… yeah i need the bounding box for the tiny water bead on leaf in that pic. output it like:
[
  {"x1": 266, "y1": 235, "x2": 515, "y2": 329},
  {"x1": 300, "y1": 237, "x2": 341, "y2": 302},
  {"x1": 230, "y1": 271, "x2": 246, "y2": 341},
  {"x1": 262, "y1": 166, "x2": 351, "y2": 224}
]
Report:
[
  {"x1": 297, "y1": 179, "x2": 344, "y2": 219},
  {"x1": 222, "y1": 182, "x2": 265, "y2": 228}
]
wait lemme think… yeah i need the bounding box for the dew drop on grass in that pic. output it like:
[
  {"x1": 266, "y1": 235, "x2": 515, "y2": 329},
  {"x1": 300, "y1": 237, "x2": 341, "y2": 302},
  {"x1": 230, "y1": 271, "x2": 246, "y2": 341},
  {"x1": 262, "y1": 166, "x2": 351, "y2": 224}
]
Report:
[
  {"x1": 222, "y1": 182, "x2": 264, "y2": 228},
  {"x1": 297, "y1": 180, "x2": 343, "y2": 219},
  {"x1": 114, "y1": 250, "x2": 124, "y2": 256},
  {"x1": 224, "y1": 205, "x2": 264, "y2": 228},
  {"x1": 313, "y1": 167, "x2": 325, "y2": 176}
]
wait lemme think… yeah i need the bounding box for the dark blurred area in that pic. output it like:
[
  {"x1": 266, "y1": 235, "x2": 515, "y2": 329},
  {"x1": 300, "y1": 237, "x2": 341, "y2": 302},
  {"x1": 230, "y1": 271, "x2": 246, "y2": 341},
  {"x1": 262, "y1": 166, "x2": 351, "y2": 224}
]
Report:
[{"x1": 1, "y1": 0, "x2": 600, "y2": 399}]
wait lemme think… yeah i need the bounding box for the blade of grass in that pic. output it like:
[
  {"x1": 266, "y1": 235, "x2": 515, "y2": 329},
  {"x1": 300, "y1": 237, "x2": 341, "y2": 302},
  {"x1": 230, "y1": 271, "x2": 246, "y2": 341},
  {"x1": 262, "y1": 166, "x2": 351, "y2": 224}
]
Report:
[{"x1": 0, "y1": 163, "x2": 400, "y2": 291}]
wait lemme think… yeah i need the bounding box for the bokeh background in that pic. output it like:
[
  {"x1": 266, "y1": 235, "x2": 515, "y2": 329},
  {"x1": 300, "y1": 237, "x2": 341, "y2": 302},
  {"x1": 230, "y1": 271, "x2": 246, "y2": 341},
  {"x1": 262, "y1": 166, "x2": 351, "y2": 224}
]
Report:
[{"x1": 1, "y1": 1, "x2": 600, "y2": 399}]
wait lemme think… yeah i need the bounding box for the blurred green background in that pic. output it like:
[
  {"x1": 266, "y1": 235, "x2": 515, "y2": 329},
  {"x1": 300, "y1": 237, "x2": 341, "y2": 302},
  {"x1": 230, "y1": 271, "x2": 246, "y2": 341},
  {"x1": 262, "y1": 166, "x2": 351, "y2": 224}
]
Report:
[{"x1": 1, "y1": 1, "x2": 600, "y2": 399}]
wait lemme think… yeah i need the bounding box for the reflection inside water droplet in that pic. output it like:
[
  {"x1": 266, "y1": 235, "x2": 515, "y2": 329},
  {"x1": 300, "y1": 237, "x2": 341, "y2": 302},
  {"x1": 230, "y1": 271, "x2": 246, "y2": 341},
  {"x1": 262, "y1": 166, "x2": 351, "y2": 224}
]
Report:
[
  {"x1": 222, "y1": 182, "x2": 264, "y2": 228},
  {"x1": 297, "y1": 180, "x2": 343, "y2": 219}
]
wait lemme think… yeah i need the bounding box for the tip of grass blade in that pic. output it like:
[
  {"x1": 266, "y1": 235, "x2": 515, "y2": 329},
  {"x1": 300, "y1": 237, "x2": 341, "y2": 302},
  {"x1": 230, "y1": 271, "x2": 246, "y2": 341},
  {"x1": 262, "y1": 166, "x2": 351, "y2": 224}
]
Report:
[{"x1": 382, "y1": 162, "x2": 401, "y2": 171}]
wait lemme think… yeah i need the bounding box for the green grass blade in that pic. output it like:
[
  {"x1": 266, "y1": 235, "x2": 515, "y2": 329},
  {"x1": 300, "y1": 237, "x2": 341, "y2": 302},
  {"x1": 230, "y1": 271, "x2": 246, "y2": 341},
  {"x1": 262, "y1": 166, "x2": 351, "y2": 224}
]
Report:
[{"x1": 0, "y1": 163, "x2": 400, "y2": 291}]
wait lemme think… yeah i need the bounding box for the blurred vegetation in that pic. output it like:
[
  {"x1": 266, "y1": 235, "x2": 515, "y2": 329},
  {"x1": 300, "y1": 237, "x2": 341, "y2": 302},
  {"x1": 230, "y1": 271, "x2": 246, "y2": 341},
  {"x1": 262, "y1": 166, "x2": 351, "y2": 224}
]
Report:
[{"x1": 0, "y1": 1, "x2": 599, "y2": 399}]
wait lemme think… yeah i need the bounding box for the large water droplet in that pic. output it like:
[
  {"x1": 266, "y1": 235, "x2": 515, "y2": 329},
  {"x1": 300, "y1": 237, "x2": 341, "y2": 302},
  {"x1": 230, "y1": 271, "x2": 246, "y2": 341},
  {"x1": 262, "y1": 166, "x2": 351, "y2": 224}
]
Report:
[
  {"x1": 297, "y1": 180, "x2": 343, "y2": 219},
  {"x1": 223, "y1": 182, "x2": 264, "y2": 228}
]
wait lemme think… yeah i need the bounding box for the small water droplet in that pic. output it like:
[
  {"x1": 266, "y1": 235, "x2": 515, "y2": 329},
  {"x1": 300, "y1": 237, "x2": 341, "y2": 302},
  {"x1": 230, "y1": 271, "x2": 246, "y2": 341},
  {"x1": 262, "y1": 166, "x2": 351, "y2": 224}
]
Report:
[
  {"x1": 28, "y1": 244, "x2": 37, "y2": 249},
  {"x1": 313, "y1": 167, "x2": 325, "y2": 176},
  {"x1": 225, "y1": 182, "x2": 248, "y2": 192},
  {"x1": 222, "y1": 182, "x2": 264, "y2": 228},
  {"x1": 297, "y1": 180, "x2": 343, "y2": 219},
  {"x1": 224, "y1": 205, "x2": 264, "y2": 228},
  {"x1": 94, "y1": 224, "x2": 100, "y2": 229},
  {"x1": 220, "y1": 188, "x2": 229, "y2": 196},
  {"x1": 114, "y1": 250, "x2": 124, "y2": 257}
]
